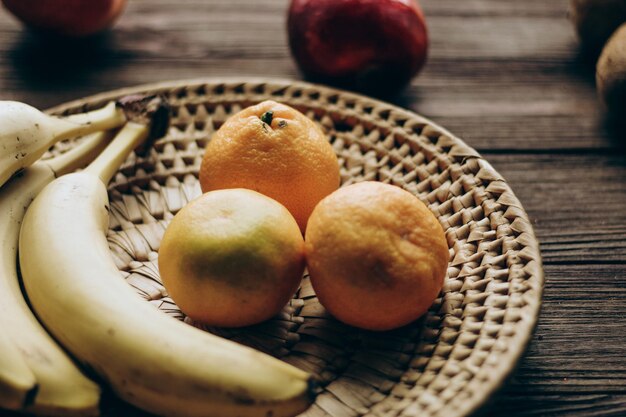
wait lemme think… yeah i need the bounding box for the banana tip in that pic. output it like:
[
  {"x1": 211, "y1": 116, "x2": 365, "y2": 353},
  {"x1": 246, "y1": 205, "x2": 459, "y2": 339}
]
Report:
[
  {"x1": 306, "y1": 376, "x2": 320, "y2": 404},
  {"x1": 23, "y1": 383, "x2": 39, "y2": 408}
]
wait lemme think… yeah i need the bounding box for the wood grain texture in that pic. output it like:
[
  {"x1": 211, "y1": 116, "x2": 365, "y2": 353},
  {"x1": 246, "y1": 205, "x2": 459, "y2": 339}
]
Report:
[{"x1": 0, "y1": 0, "x2": 624, "y2": 416}]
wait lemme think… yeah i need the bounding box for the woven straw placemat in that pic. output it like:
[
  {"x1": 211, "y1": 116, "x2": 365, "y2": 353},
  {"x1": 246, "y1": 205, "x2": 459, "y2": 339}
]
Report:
[{"x1": 46, "y1": 78, "x2": 543, "y2": 417}]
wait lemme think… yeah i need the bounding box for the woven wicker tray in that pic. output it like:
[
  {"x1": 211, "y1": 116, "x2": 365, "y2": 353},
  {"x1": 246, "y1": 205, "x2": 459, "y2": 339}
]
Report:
[{"x1": 46, "y1": 78, "x2": 543, "y2": 417}]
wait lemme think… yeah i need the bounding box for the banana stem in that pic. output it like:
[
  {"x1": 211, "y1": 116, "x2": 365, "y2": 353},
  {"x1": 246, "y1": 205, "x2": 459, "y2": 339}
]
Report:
[
  {"x1": 49, "y1": 102, "x2": 126, "y2": 142},
  {"x1": 45, "y1": 130, "x2": 116, "y2": 177},
  {"x1": 84, "y1": 122, "x2": 149, "y2": 185}
]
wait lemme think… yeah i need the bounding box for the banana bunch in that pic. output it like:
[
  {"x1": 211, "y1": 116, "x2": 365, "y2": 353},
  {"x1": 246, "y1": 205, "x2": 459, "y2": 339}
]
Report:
[
  {"x1": 0, "y1": 131, "x2": 113, "y2": 415},
  {"x1": 5, "y1": 98, "x2": 314, "y2": 417},
  {"x1": 0, "y1": 99, "x2": 126, "y2": 414},
  {"x1": 0, "y1": 133, "x2": 117, "y2": 415}
]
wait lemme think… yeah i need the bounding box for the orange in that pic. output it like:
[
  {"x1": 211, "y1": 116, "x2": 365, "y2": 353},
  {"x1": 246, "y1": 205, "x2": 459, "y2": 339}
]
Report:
[
  {"x1": 158, "y1": 189, "x2": 305, "y2": 327},
  {"x1": 199, "y1": 100, "x2": 340, "y2": 232},
  {"x1": 304, "y1": 181, "x2": 449, "y2": 331}
]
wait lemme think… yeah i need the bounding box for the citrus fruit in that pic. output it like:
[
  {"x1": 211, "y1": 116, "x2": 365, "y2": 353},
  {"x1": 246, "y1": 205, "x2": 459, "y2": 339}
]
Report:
[
  {"x1": 304, "y1": 181, "x2": 449, "y2": 331},
  {"x1": 199, "y1": 100, "x2": 340, "y2": 232},
  {"x1": 158, "y1": 188, "x2": 305, "y2": 327}
]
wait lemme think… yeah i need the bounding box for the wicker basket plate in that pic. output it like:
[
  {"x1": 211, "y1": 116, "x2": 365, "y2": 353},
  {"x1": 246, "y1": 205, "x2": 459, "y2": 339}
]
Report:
[{"x1": 46, "y1": 78, "x2": 543, "y2": 417}]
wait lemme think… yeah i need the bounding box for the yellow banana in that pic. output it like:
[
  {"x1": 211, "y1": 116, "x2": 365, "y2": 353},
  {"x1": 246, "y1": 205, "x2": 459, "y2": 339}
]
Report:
[
  {"x1": 0, "y1": 132, "x2": 115, "y2": 415},
  {"x1": 0, "y1": 328, "x2": 36, "y2": 410},
  {"x1": 0, "y1": 101, "x2": 126, "y2": 188},
  {"x1": 19, "y1": 121, "x2": 315, "y2": 417}
]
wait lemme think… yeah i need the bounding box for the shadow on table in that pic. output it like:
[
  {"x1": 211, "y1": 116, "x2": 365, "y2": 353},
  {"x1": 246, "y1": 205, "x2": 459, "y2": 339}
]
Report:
[
  {"x1": 604, "y1": 115, "x2": 626, "y2": 151},
  {"x1": 7, "y1": 29, "x2": 133, "y2": 92},
  {"x1": 568, "y1": 48, "x2": 625, "y2": 151}
]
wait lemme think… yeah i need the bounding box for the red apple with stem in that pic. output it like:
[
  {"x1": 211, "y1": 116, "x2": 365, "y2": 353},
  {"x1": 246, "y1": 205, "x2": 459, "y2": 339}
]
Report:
[
  {"x1": 2, "y1": 0, "x2": 127, "y2": 37},
  {"x1": 287, "y1": 0, "x2": 429, "y2": 96}
]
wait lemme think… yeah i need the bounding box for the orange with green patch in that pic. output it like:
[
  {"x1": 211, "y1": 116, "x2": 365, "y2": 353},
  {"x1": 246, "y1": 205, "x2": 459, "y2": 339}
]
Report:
[{"x1": 158, "y1": 188, "x2": 305, "y2": 327}]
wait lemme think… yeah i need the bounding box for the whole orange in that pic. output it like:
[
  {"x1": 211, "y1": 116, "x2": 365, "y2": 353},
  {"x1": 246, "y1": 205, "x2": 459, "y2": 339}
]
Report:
[
  {"x1": 305, "y1": 181, "x2": 449, "y2": 331},
  {"x1": 158, "y1": 189, "x2": 305, "y2": 327},
  {"x1": 199, "y1": 100, "x2": 340, "y2": 232}
]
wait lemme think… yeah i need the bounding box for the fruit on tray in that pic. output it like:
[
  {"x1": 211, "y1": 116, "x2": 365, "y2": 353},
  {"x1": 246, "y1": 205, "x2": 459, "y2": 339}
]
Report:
[
  {"x1": 159, "y1": 188, "x2": 306, "y2": 327},
  {"x1": 287, "y1": 0, "x2": 428, "y2": 95},
  {"x1": 4, "y1": 93, "x2": 450, "y2": 416},
  {"x1": 199, "y1": 100, "x2": 340, "y2": 231},
  {"x1": 305, "y1": 181, "x2": 449, "y2": 331},
  {"x1": 0, "y1": 134, "x2": 113, "y2": 415},
  {"x1": 1, "y1": 0, "x2": 127, "y2": 37},
  {"x1": 18, "y1": 99, "x2": 314, "y2": 417},
  {"x1": 569, "y1": 0, "x2": 626, "y2": 56},
  {"x1": 597, "y1": 23, "x2": 626, "y2": 118},
  {"x1": 0, "y1": 100, "x2": 126, "y2": 188}
]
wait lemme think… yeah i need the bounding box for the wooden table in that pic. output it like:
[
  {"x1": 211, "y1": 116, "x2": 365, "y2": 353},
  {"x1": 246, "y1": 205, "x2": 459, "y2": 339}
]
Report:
[{"x1": 1, "y1": 1, "x2": 625, "y2": 416}]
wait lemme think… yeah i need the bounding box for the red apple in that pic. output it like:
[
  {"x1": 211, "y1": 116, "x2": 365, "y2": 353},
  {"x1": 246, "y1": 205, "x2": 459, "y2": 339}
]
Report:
[
  {"x1": 2, "y1": 0, "x2": 127, "y2": 37},
  {"x1": 287, "y1": 0, "x2": 428, "y2": 95}
]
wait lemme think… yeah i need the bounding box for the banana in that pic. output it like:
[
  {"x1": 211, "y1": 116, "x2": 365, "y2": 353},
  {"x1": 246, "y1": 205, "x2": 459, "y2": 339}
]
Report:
[
  {"x1": 0, "y1": 100, "x2": 126, "y2": 188},
  {"x1": 0, "y1": 328, "x2": 36, "y2": 410},
  {"x1": 19, "y1": 121, "x2": 315, "y2": 417},
  {"x1": 0, "y1": 132, "x2": 115, "y2": 415}
]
